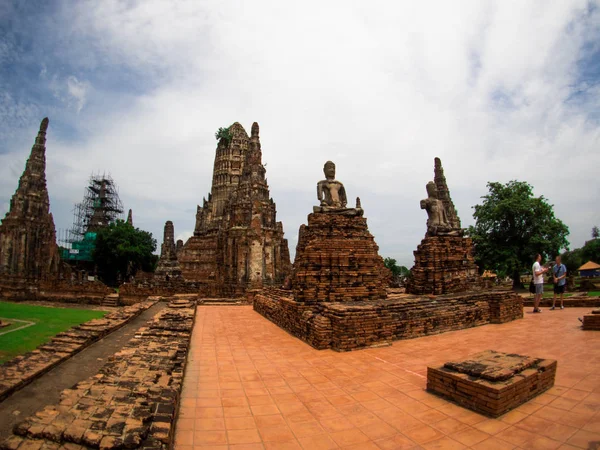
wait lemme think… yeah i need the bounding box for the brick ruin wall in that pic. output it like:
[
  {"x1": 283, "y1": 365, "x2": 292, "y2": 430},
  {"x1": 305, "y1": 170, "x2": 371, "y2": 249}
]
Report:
[
  {"x1": 292, "y1": 213, "x2": 389, "y2": 303},
  {"x1": 0, "y1": 275, "x2": 112, "y2": 305},
  {"x1": 254, "y1": 290, "x2": 523, "y2": 352},
  {"x1": 0, "y1": 301, "x2": 155, "y2": 402},
  {"x1": 118, "y1": 275, "x2": 201, "y2": 305},
  {"x1": 1, "y1": 301, "x2": 195, "y2": 450},
  {"x1": 427, "y1": 351, "x2": 557, "y2": 417},
  {"x1": 582, "y1": 310, "x2": 600, "y2": 330},
  {"x1": 407, "y1": 236, "x2": 481, "y2": 295}
]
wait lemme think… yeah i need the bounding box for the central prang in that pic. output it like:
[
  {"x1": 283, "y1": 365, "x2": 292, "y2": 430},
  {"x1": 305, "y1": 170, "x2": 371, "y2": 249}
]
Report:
[{"x1": 314, "y1": 160, "x2": 362, "y2": 215}]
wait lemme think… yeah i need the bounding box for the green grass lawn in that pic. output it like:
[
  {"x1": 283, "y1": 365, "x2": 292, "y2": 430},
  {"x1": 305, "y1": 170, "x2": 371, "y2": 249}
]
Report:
[{"x1": 0, "y1": 302, "x2": 107, "y2": 364}]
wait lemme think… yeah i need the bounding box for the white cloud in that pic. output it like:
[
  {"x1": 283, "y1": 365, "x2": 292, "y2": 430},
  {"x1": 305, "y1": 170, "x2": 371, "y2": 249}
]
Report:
[
  {"x1": 66, "y1": 76, "x2": 90, "y2": 113},
  {"x1": 1, "y1": 0, "x2": 600, "y2": 267}
]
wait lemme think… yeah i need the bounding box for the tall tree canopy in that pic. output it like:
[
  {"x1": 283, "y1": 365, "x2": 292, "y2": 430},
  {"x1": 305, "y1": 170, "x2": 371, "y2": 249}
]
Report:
[
  {"x1": 467, "y1": 181, "x2": 569, "y2": 287},
  {"x1": 93, "y1": 219, "x2": 158, "y2": 286}
]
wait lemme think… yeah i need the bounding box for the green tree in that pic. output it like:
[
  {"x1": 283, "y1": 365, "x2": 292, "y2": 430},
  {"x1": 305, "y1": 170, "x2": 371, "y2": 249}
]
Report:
[
  {"x1": 215, "y1": 126, "x2": 232, "y2": 145},
  {"x1": 383, "y1": 257, "x2": 410, "y2": 278},
  {"x1": 561, "y1": 248, "x2": 585, "y2": 273},
  {"x1": 467, "y1": 181, "x2": 569, "y2": 288},
  {"x1": 93, "y1": 220, "x2": 158, "y2": 287},
  {"x1": 592, "y1": 226, "x2": 599, "y2": 240},
  {"x1": 582, "y1": 239, "x2": 600, "y2": 264}
]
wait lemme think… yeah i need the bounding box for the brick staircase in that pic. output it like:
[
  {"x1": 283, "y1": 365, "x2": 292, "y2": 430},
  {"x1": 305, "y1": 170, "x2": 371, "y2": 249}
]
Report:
[{"x1": 101, "y1": 293, "x2": 119, "y2": 308}]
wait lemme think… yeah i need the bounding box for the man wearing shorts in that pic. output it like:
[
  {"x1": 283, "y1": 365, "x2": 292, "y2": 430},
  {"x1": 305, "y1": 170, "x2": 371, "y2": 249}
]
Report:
[
  {"x1": 551, "y1": 255, "x2": 567, "y2": 310},
  {"x1": 532, "y1": 254, "x2": 548, "y2": 313}
]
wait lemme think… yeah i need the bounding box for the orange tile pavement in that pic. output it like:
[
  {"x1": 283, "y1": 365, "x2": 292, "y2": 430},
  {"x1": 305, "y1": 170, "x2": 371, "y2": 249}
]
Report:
[{"x1": 174, "y1": 306, "x2": 600, "y2": 449}]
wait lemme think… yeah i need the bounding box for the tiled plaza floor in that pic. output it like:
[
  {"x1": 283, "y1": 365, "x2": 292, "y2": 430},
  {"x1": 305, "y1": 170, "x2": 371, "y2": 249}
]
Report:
[{"x1": 174, "y1": 306, "x2": 600, "y2": 449}]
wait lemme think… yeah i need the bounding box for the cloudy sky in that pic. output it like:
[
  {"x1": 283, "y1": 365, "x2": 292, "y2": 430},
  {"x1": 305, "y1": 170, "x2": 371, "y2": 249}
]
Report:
[{"x1": 1, "y1": 1, "x2": 599, "y2": 268}]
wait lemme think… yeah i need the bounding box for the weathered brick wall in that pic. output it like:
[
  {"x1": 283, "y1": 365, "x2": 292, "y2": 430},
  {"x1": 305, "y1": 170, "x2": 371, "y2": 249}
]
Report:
[
  {"x1": 582, "y1": 311, "x2": 600, "y2": 330},
  {"x1": 1, "y1": 301, "x2": 194, "y2": 450},
  {"x1": 119, "y1": 279, "x2": 200, "y2": 305},
  {"x1": 292, "y1": 213, "x2": 388, "y2": 303},
  {"x1": 427, "y1": 351, "x2": 557, "y2": 417},
  {"x1": 254, "y1": 290, "x2": 523, "y2": 352},
  {"x1": 407, "y1": 236, "x2": 481, "y2": 295},
  {"x1": 522, "y1": 295, "x2": 600, "y2": 308},
  {"x1": 253, "y1": 291, "x2": 331, "y2": 349},
  {"x1": 487, "y1": 291, "x2": 525, "y2": 323},
  {"x1": 0, "y1": 301, "x2": 155, "y2": 402},
  {"x1": 0, "y1": 276, "x2": 112, "y2": 305}
]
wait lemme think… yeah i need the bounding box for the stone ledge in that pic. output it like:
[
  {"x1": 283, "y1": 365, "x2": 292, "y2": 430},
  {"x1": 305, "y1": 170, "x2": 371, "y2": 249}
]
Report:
[
  {"x1": 0, "y1": 301, "x2": 156, "y2": 403},
  {"x1": 427, "y1": 350, "x2": 557, "y2": 417},
  {"x1": 522, "y1": 295, "x2": 600, "y2": 308},
  {"x1": 1, "y1": 301, "x2": 195, "y2": 450},
  {"x1": 254, "y1": 290, "x2": 523, "y2": 351}
]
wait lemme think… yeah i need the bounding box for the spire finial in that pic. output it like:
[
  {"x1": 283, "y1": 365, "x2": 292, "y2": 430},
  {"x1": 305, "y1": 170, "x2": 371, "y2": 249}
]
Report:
[{"x1": 40, "y1": 118, "x2": 49, "y2": 133}]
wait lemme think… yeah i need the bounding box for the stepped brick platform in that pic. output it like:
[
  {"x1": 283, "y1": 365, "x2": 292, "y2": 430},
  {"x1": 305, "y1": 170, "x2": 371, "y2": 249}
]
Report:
[
  {"x1": 427, "y1": 350, "x2": 557, "y2": 417},
  {"x1": 582, "y1": 309, "x2": 600, "y2": 330},
  {"x1": 1, "y1": 301, "x2": 195, "y2": 450},
  {"x1": 0, "y1": 301, "x2": 156, "y2": 402},
  {"x1": 293, "y1": 212, "x2": 388, "y2": 302},
  {"x1": 406, "y1": 236, "x2": 481, "y2": 295},
  {"x1": 254, "y1": 290, "x2": 522, "y2": 351}
]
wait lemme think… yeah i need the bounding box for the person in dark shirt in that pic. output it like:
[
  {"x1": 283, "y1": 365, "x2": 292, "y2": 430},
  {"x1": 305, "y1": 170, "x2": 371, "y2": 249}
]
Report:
[{"x1": 551, "y1": 255, "x2": 567, "y2": 310}]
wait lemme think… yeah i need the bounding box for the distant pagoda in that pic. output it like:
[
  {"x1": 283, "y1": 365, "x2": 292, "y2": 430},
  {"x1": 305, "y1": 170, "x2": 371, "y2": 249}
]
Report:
[{"x1": 0, "y1": 118, "x2": 61, "y2": 279}]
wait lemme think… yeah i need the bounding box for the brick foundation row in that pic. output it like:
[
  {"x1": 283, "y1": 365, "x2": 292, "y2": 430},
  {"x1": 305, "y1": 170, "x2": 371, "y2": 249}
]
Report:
[
  {"x1": 0, "y1": 301, "x2": 156, "y2": 403},
  {"x1": 0, "y1": 300, "x2": 195, "y2": 450},
  {"x1": 0, "y1": 277, "x2": 112, "y2": 305},
  {"x1": 522, "y1": 295, "x2": 600, "y2": 308},
  {"x1": 254, "y1": 290, "x2": 523, "y2": 351}
]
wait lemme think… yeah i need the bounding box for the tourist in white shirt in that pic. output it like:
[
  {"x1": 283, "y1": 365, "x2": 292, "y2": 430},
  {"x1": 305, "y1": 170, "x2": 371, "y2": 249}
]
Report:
[{"x1": 532, "y1": 253, "x2": 548, "y2": 313}]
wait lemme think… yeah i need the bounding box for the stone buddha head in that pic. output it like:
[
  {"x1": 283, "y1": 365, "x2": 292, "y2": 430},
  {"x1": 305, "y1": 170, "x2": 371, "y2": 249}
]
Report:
[
  {"x1": 323, "y1": 161, "x2": 336, "y2": 181},
  {"x1": 426, "y1": 181, "x2": 438, "y2": 199}
]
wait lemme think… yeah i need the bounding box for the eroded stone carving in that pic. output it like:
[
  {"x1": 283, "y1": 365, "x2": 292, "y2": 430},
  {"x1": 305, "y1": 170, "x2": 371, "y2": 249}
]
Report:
[{"x1": 420, "y1": 181, "x2": 462, "y2": 237}]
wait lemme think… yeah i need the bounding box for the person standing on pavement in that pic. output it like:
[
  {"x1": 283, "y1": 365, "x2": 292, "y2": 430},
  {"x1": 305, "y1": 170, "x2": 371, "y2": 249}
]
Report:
[
  {"x1": 532, "y1": 253, "x2": 548, "y2": 313},
  {"x1": 551, "y1": 255, "x2": 567, "y2": 310}
]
